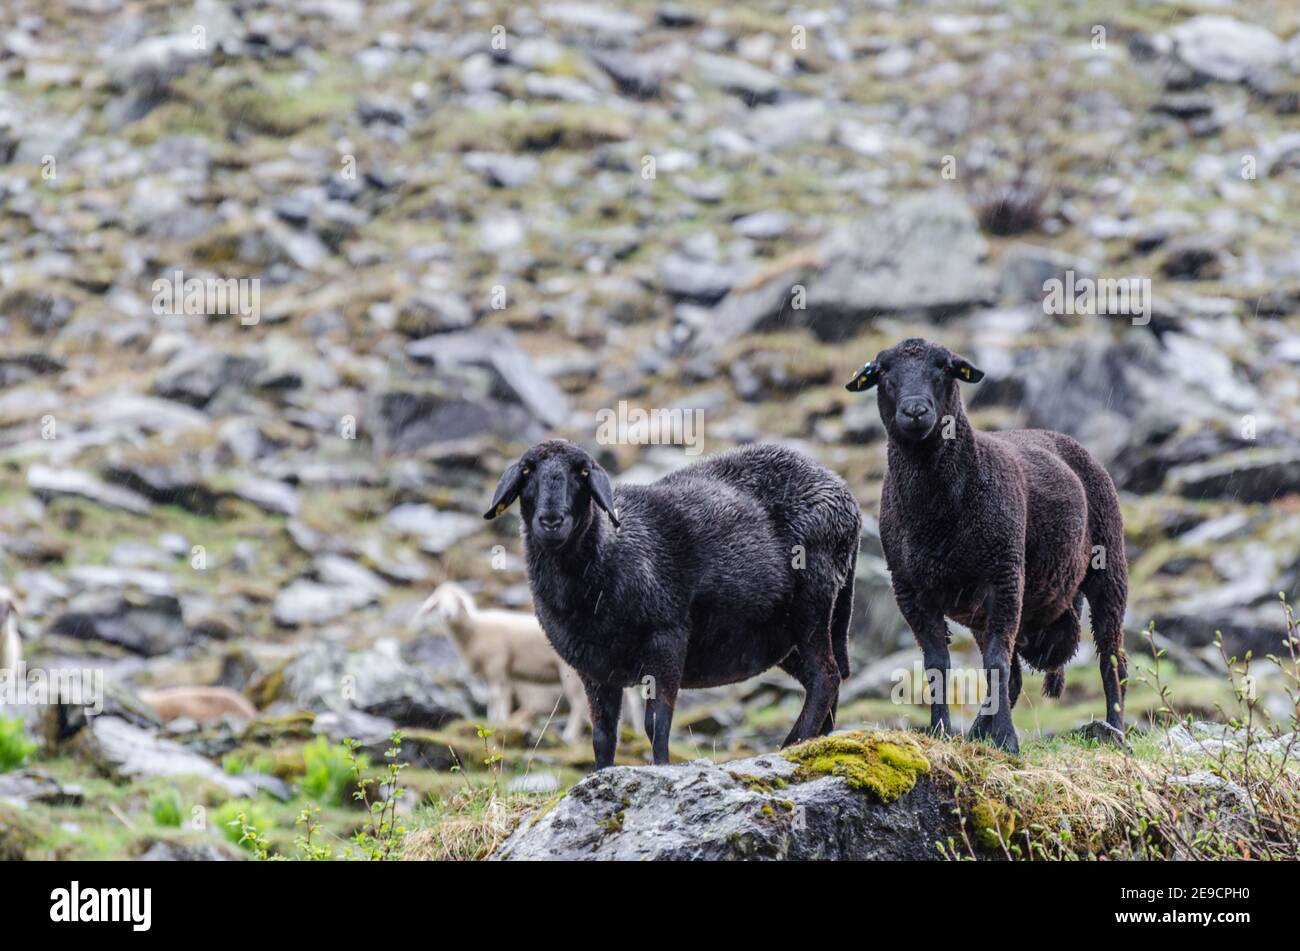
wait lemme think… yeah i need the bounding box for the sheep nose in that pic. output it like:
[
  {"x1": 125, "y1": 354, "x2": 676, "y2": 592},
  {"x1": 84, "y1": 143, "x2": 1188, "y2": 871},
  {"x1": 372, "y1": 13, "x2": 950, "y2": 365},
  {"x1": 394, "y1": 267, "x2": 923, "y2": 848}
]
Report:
[
  {"x1": 538, "y1": 513, "x2": 563, "y2": 530},
  {"x1": 901, "y1": 401, "x2": 929, "y2": 419}
]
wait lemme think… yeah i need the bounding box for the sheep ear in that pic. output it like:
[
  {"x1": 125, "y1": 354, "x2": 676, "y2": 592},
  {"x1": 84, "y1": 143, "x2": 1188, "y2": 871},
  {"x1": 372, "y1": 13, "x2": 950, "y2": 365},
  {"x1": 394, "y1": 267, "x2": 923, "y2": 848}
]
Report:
[
  {"x1": 585, "y1": 465, "x2": 620, "y2": 528},
  {"x1": 845, "y1": 362, "x2": 881, "y2": 392},
  {"x1": 949, "y1": 357, "x2": 984, "y2": 384},
  {"x1": 484, "y1": 461, "x2": 526, "y2": 519}
]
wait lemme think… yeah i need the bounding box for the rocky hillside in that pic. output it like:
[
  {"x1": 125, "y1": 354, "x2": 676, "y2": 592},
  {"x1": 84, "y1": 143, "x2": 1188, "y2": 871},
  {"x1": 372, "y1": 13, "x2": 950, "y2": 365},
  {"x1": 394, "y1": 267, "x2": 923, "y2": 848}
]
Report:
[{"x1": 0, "y1": 0, "x2": 1298, "y2": 859}]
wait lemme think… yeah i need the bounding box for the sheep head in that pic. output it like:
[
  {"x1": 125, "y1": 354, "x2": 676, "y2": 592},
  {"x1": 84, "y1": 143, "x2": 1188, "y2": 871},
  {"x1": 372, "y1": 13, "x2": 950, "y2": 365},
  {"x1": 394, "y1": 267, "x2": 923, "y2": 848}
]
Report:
[
  {"x1": 845, "y1": 338, "x2": 983, "y2": 444},
  {"x1": 484, "y1": 439, "x2": 619, "y2": 549},
  {"x1": 413, "y1": 582, "x2": 476, "y2": 629},
  {"x1": 0, "y1": 587, "x2": 20, "y2": 626}
]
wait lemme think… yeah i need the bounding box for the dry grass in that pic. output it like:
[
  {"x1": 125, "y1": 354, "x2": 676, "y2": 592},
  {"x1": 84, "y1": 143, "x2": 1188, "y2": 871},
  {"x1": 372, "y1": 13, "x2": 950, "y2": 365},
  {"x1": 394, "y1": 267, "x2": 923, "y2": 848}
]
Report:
[
  {"x1": 921, "y1": 601, "x2": 1300, "y2": 860},
  {"x1": 400, "y1": 789, "x2": 555, "y2": 861}
]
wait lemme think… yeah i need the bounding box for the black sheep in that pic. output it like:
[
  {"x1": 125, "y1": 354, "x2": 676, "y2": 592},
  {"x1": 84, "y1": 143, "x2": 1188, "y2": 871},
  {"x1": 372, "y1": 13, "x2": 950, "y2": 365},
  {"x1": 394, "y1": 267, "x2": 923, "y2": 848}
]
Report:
[
  {"x1": 846, "y1": 338, "x2": 1127, "y2": 754},
  {"x1": 484, "y1": 440, "x2": 862, "y2": 769}
]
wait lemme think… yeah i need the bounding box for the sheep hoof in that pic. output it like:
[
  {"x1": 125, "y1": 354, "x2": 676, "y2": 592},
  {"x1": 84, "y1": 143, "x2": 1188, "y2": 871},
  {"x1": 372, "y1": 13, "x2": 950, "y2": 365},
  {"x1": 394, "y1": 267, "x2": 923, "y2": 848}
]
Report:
[
  {"x1": 925, "y1": 722, "x2": 953, "y2": 740},
  {"x1": 967, "y1": 718, "x2": 1019, "y2": 755}
]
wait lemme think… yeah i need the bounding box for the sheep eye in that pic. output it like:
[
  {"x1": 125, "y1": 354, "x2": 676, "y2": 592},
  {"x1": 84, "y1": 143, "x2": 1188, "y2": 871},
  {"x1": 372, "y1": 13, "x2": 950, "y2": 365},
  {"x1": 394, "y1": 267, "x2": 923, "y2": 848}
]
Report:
[
  {"x1": 521, "y1": 465, "x2": 532, "y2": 475},
  {"x1": 580, "y1": 468, "x2": 590, "y2": 477}
]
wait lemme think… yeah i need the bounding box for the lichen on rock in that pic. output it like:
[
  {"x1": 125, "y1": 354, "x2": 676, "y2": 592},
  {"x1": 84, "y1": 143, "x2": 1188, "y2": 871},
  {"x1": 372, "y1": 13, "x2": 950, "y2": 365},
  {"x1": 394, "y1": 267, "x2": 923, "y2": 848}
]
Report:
[
  {"x1": 782, "y1": 731, "x2": 930, "y2": 803},
  {"x1": 969, "y1": 798, "x2": 1018, "y2": 850}
]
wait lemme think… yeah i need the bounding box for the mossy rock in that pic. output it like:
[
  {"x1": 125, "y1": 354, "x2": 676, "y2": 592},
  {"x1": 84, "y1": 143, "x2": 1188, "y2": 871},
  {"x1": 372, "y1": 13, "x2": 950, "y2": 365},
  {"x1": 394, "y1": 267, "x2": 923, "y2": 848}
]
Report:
[
  {"x1": 782, "y1": 731, "x2": 930, "y2": 804},
  {"x1": 0, "y1": 805, "x2": 39, "y2": 861},
  {"x1": 969, "y1": 798, "x2": 1018, "y2": 851},
  {"x1": 245, "y1": 663, "x2": 288, "y2": 710},
  {"x1": 431, "y1": 106, "x2": 632, "y2": 153},
  {"x1": 240, "y1": 711, "x2": 316, "y2": 746}
]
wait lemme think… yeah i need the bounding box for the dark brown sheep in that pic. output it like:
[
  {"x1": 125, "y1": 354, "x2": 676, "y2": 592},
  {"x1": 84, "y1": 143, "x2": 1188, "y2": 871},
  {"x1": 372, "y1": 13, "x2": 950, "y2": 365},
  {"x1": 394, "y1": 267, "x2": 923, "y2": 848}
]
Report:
[{"x1": 846, "y1": 338, "x2": 1127, "y2": 753}]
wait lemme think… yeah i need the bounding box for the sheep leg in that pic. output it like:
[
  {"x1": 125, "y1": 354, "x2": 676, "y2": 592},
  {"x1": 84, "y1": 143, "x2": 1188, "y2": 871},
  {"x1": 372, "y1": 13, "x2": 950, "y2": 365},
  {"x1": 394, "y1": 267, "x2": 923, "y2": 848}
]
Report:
[
  {"x1": 643, "y1": 673, "x2": 679, "y2": 766},
  {"x1": 779, "y1": 651, "x2": 838, "y2": 737},
  {"x1": 895, "y1": 587, "x2": 953, "y2": 737},
  {"x1": 583, "y1": 677, "x2": 625, "y2": 771},
  {"x1": 779, "y1": 588, "x2": 840, "y2": 747},
  {"x1": 1007, "y1": 649, "x2": 1022, "y2": 709},
  {"x1": 486, "y1": 681, "x2": 512, "y2": 725},
  {"x1": 822, "y1": 693, "x2": 838, "y2": 737},
  {"x1": 1083, "y1": 573, "x2": 1128, "y2": 736},
  {"x1": 968, "y1": 579, "x2": 1022, "y2": 754},
  {"x1": 781, "y1": 656, "x2": 837, "y2": 748}
]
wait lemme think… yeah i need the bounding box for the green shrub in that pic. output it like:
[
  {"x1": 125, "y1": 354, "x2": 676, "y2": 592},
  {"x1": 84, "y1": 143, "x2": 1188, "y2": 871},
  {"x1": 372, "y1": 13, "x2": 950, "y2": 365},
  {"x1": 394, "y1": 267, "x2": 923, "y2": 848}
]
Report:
[
  {"x1": 223, "y1": 752, "x2": 274, "y2": 776},
  {"x1": 213, "y1": 800, "x2": 272, "y2": 855},
  {"x1": 149, "y1": 790, "x2": 183, "y2": 828},
  {"x1": 301, "y1": 737, "x2": 364, "y2": 807},
  {"x1": 0, "y1": 716, "x2": 36, "y2": 773}
]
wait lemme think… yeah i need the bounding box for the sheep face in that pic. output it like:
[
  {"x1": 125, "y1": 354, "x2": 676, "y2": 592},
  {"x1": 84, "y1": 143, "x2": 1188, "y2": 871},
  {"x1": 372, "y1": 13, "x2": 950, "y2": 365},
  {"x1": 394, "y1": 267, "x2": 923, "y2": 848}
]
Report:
[
  {"x1": 484, "y1": 440, "x2": 618, "y2": 550},
  {"x1": 0, "y1": 587, "x2": 19, "y2": 626},
  {"x1": 846, "y1": 337, "x2": 983, "y2": 444},
  {"x1": 417, "y1": 583, "x2": 473, "y2": 628}
]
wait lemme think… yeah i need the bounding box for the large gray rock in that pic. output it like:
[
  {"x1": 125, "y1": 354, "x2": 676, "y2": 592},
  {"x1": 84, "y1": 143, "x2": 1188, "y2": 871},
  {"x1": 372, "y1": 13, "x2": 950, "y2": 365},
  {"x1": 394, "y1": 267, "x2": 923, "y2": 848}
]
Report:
[
  {"x1": 281, "y1": 638, "x2": 472, "y2": 728},
  {"x1": 102, "y1": 458, "x2": 221, "y2": 515},
  {"x1": 0, "y1": 771, "x2": 83, "y2": 808},
  {"x1": 1167, "y1": 16, "x2": 1284, "y2": 83},
  {"x1": 384, "y1": 503, "x2": 482, "y2": 554},
  {"x1": 494, "y1": 737, "x2": 953, "y2": 861},
  {"x1": 152, "y1": 347, "x2": 263, "y2": 409},
  {"x1": 692, "y1": 194, "x2": 992, "y2": 349},
  {"x1": 847, "y1": 552, "x2": 910, "y2": 665},
  {"x1": 273, "y1": 579, "x2": 375, "y2": 626},
  {"x1": 1014, "y1": 331, "x2": 1258, "y2": 471},
  {"x1": 137, "y1": 838, "x2": 245, "y2": 861},
  {"x1": 108, "y1": 34, "x2": 211, "y2": 92},
  {"x1": 1166, "y1": 448, "x2": 1300, "y2": 503},
  {"x1": 406, "y1": 328, "x2": 571, "y2": 429},
  {"x1": 49, "y1": 592, "x2": 189, "y2": 656},
  {"x1": 370, "y1": 388, "x2": 504, "y2": 454},
  {"x1": 27, "y1": 465, "x2": 153, "y2": 515},
  {"x1": 71, "y1": 716, "x2": 257, "y2": 796},
  {"x1": 694, "y1": 53, "x2": 784, "y2": 104}
]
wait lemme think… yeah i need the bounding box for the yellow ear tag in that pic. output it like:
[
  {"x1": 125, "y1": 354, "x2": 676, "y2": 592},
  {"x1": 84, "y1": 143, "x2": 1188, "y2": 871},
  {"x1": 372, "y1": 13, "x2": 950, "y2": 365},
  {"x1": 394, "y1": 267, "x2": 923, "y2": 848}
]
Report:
[
  {"x1": 959, "y1": 367, "x2": 971, "y2": 380},
  {"x1": 495, "y1": 503, "x2": 506, "y2": 516}
]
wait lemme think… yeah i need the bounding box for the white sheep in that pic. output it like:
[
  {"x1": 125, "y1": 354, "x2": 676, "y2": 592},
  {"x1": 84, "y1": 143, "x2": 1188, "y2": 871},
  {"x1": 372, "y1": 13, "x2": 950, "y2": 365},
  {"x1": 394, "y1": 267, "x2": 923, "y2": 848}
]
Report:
[
  {"x1": 414, "y1": 582, "x2": 641, "y2": 744},
  {"x1": 138, "y1": 686, "x2": 259, "y2": 724},
  {"x1": 0, "y1": 587, "x2": 22, "y2": 677}
]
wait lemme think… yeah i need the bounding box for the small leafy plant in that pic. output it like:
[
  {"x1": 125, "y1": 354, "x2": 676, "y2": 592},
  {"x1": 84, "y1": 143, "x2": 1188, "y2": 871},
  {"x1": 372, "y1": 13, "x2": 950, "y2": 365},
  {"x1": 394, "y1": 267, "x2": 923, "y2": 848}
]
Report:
[
  {"x1": 301, "y1": 735, "x2": 365, "y2": 807},
  {"x1": 149, "y1": 790, "x2": 184, "y2": 828},
  {"x1": 346, "y1": 732, "x2": 408, "y2": 861},
  {"x1": 0, "y1": 715, "x2": 36, "y2": 773},
  {"x1": 214, "y1": 800, "x2": 273, "y2": 858}
]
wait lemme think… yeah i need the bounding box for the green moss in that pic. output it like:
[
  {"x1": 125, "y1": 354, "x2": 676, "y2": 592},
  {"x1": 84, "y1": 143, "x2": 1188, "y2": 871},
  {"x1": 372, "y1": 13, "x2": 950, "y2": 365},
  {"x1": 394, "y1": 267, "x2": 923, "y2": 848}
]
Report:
[
  {"x1": 969, "y1": 799, "x2": 1018, "y2": 851},
  {"x1": 597, "y1": 810, "x2": 625, "y2": 835},
  {"x1": 782, "y1": 732, "x2": 930, "y2": 804},
  {"x1": 430, "y1": 105, "x2": 632, "y2": 153},
  {"x1": 528, "y1": 797, "x2": 562, "y2": 829},
  {"x1": 0, "y1": 805, "x2": 39, "y2": 860},
  {"x1": 221, "y1": 78, "x2": 352, "y2": 136}
]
